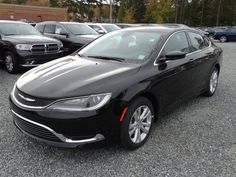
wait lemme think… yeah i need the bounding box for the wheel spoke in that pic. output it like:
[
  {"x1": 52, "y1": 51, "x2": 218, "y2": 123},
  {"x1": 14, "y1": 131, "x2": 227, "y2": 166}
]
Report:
[
  {"x1": 142, "y1": 122, "x2": 151, "y2": 128},
  {"x1": 129, "y1": 122, "x2": 136, "y2": 130},
  {"x1": 140, "y1": 126, "x2": 149, "y2": 134},
  {"x1": 136, "y1": 128, "x2": 141, "y2": 143},
  {"x1": 129, "y1": 127, "x2": 136, "y2": 136},
  {"x1": 133, "y1": 128, "x2": 139, "y2": 143},
  {"x1": 141, "y1": 111, "x2": 151, "y2": 121}
]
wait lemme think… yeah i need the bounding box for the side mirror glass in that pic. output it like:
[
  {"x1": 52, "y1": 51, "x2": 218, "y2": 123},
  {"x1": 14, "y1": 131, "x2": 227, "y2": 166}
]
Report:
[{"x1": 165, "y1": 51, "x2": 186, "y2": 60}]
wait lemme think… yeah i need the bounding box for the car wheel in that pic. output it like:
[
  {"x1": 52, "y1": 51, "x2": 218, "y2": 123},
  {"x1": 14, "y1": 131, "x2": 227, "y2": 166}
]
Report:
[
  {"x1": 219, "y1": 36, "x2": 227, "y2": 43},
  {"x1": 4, "y1": 51, "x2": 19, "y2": 74},
  {"x1": 120, "y1": 97, "x2": 154, "y2": 150},
  {"x1": 203, "y1": 67, "x2": 219, "y2": 97}
]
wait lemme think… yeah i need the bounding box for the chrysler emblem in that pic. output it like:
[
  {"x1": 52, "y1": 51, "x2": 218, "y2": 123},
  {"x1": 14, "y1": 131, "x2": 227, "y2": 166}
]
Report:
[{"x1": 18, "y1": 93, "x2": 36, "y2": 102}]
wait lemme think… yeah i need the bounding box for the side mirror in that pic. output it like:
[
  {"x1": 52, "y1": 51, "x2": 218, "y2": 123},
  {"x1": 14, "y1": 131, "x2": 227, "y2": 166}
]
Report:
[
  {"x1": 59, "y1": 32, "x2": 69, "y2": 38},
  {"x1": 165, "y1": 51, "x2": 186, "y2": 60},
  {"x1": 98, "y1": 30, "x2": 106, "y2": 34}
]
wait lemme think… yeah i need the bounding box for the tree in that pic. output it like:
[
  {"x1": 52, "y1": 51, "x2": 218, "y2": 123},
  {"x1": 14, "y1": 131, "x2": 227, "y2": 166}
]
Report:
[
  {"x1": 132, "y1": 0, "x2": 146, "y2": 22},
  {"x1": 118, "y1": 0, "x2": 125, "y2": 22}
]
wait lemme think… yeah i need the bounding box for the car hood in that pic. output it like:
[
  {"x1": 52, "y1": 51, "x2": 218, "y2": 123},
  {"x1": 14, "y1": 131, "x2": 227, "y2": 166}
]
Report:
[
  {"x1": 17, "y1": 56, "x2": 140, "y2": 99},
  {"x1": 3, "y1": 35, "x2": 60, "y2": 44}
]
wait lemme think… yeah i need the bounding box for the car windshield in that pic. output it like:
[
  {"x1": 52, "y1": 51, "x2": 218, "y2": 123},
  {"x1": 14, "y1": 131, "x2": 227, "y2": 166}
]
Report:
[
  {"x1": 79, "y1": 30, "x2": 164, "y2": 63},
  {"x1": 64, "y1": 23, "x2": 98, "y2": 35},
  {"x1": 101, "y1": 24, "x2": 120, "y2": 32},
  {"x1": 0, "y1": 23, "x2": 40, "y2": 36}
]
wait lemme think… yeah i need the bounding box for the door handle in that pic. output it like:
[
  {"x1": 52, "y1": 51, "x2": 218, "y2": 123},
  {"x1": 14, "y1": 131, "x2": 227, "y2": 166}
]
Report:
[{"x1": 189, "y1": 58, "x2": 194, "y2": 61}]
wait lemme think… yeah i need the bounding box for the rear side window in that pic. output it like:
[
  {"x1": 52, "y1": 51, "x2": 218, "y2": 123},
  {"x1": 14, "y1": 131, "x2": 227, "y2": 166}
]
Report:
[
  {"x1": 55, "y1": 25, "x2": 67, "y2": 34},
  {"x1": 89, "y1": 25, "x2": 103, "y2": 32},
  {"x1": 44, "y1": 25, "x2": 55, "y2": 34},
  {"x1": 35, "y1": 24, "x2": 44, "y2": 33},
  {"x1": 188, "y1": 32, "x2": 206, "y2": 51},
  {"x1": 164, "y1": 32, "x2": 190, "y2": 54}
]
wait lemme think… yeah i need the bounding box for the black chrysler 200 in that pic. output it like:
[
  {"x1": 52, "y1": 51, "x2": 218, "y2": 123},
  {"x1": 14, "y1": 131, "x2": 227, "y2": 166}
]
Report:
[
  {"x1": 0, "y1": 21, "x2": 63, "y2": 73},
  {"x1": 10, "y1": 26, "x2": 223, "y2": 149}
]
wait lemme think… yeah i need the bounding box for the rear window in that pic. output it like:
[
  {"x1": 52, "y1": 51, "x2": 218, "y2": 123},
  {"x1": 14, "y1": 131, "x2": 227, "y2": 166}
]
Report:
[
  {"x1": 101, "y1": 25, "x2": 120, "y2": 32},
  {"x1": 188, "y1": 32, "x2": 205, "y2": 51}
]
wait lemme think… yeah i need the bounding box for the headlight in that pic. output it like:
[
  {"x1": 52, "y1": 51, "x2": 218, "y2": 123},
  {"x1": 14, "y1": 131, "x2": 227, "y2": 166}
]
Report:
[
  {"x1": 15, "y1": 44, "x2": 32, "y2": 51},
  {"x1": 59, "y1": 43, "x2": 63, "y2": 48},
  {"x1": 46, "y1": 93, "x2": 112, "y2": 111}
]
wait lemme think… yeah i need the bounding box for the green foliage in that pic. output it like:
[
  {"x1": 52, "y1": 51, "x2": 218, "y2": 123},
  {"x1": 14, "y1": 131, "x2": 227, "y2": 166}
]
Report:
[{"x1": 49, "y1": 0, "x2": 57, "y2": 7}]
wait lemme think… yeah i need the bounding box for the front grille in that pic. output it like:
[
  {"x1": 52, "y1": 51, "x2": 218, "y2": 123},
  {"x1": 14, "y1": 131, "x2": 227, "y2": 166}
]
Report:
[
  {"x1": 14, "y1": 87, "x2": 54, "y2": 107},
  {"x1": 31, "y1": 43, "x2": 59, "y2": 53},
  {"x1": 14, "y1": 114, "x2": 61, "y2": 142}
]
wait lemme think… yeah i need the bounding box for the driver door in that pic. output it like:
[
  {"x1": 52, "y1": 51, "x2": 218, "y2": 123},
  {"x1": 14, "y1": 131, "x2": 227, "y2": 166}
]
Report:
[{"x1": 153, "y1": 31, "x2": 197, "y2": 109}]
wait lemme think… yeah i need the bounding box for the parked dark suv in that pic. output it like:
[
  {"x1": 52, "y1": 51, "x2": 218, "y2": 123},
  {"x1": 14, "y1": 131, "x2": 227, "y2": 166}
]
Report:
[
  {"x1": 35, "y1": 22, "x2": 100, "y2": 55},
  {"x1": 0, "y1": 21, "x2": 63, "y2": 73}
]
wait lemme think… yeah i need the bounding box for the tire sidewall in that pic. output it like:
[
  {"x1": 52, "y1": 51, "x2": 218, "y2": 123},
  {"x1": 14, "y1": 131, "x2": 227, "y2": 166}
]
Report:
[
  {"x1": 4, "y1": 51, "x2": 18, "y2": 73},
  {"x1": 120, "y1": 97, "x2": 154, "y2": 150}
]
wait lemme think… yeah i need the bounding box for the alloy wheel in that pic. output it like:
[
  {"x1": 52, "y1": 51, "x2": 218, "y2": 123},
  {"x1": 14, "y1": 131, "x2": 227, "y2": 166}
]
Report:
[
  {"x1": 220, "y1": 36, "x2": 227, "y2": 43},
  {"x1": 128, "y1": 105, "x2": 152, "y2": 144},
  {"x1": 5, "y1": 55, "x2": 14, "y2": 72},
  {"x1": 209, "y1": 70, "x2": 218, "y2": 94}
]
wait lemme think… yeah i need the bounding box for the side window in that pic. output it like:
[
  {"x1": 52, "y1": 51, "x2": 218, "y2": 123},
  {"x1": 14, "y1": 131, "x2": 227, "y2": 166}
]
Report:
[
  {"x1": 36, "y1": 24, "x2": 44, "y2": 33},
  {"x1": 164, "y1": 32, "x2": 190, "y2": 54},
  {"x1": 44, "y1": 25, "x2": 55, "y2": 34},
  {"x1": 188, "y1": 32, "x2": 205, "y2": 51},
  {"x1": 55, "y1": 25, "x2": 67, "y2": 35},
  {"x1": 89, "y1": 25, "x2": 103, "y2": 33}
]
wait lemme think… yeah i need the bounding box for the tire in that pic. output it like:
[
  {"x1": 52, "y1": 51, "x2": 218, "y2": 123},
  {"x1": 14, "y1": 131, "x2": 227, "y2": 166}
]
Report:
[
  {"x1": 219, "y1": 36, "x2": 227, "y2": 43},
  {"x1": 4, "y1": 51, "x2": 19, "y2": 74},
  {"x1": 203, "y1": 67, "x2": 219, "y2": 97},
  {"x1": 120, "y1": 97, "x2": 154, "y2": 150}
]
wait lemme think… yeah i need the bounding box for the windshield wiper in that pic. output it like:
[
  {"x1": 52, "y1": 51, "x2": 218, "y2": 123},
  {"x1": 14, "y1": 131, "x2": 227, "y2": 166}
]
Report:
[
  {"x1": 87, "y1": 55, "x2": 125, "y2": 62},
  {"x1": 76, "y1": 53, "x2": 87, "y2": 57}
]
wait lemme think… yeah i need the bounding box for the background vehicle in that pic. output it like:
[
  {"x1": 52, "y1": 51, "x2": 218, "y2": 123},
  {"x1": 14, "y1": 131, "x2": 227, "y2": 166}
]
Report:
[
  {"x1": 10, "y1": 26, "x2": 222, "y2": 149},
  {"x1": 204, "y1": 27, "x2": 228, "y2": 39},
  {"x1": 87, "y1": 23, "x2": 121, "y2": 34},
  {"x1": 213, "y1": 27, "x2": 236, "y2": 42},
  {"x1": 115, "y1": 23, "x2": 139, "y2": 29},
  {"x1": 0, "y1": 20, "x2": 63, "y2": 73},
  {"x1": 35, "y1": 21, "x2": 100, "y2": 55}
]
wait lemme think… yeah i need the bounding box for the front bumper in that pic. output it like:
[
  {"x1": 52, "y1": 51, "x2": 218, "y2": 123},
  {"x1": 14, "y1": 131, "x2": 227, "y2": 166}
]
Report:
[
  {"x1": 13, "y1": 110, "x2": 105, "y2": 148},
  {"x1": 10, "y1": 97, "x2": 120, "y2": 148},
  {"x1": 16, "y1": 50, "x2": 64, "y2": 67}
]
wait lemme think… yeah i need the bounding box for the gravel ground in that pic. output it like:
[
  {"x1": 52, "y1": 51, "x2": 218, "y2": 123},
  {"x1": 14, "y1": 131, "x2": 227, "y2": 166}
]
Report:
[{"x1": 0, "y1": 43, "x2": 235, "y2": 177}]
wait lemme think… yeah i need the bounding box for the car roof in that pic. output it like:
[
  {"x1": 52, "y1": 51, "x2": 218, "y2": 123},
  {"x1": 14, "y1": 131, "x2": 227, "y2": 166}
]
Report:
[
  {"x1": 0, "y1": 20, "x2": 28, "y2": 24},
  {"x1": 36, "y1": 21, "x2": 88, "y2": 25},
  {"x1": 117, "y1": 26, "x2": 190, "y2": 33}
]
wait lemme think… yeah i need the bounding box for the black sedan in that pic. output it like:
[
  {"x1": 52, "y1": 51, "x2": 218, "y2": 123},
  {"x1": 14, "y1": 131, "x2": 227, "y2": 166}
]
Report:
[
  {"x1": 10, "y1": 27, "x2": 223, "y2": 149},
  {"x1": 213, "y1": 27, "x2": 236, "y2": 42}
]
